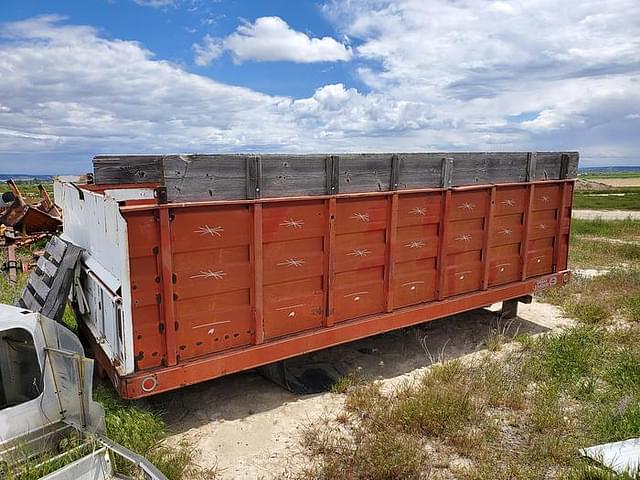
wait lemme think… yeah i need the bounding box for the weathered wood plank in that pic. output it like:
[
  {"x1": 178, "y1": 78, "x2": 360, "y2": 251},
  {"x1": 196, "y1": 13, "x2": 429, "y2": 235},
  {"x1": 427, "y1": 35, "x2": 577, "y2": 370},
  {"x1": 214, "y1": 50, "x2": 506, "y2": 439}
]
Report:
[
  {"x1": 534, "y1": 152, "x2": 578, "y2": 181},
  {"x1": 261, "y1": 154, "x2": 328, "y2": 197},
  {"x1": 41, "y1": 244, "x2": 83, "y2": 321},
  {"x1": 163, "y1": 154, "x2": 248, "y2": 201},
  {"x1": 450, "y1": 152, "x2": 530, "y2": 185},
  {"x1": 93, "y1": 155, "x2": 163, "y2": 184},
  {"x1": 338, "y1": 153, "x2": 393, "y2": 193},
  {"x1": 6, "y1": 245, "x2": 17, "y2": 283},
  {"x1": 95, "y1": 151, "x2": 579, "y2": 201},
  {"x1": 46, "y1": 235, "x2": 67, "y2": 264},
  {"x1": 29, "y1": 275, "x2": 51, "y2": 303},
  {"x1": 37, "y1": 255, "x2": 58, "y2": 278},
  {"x1": 18, "y1": 287, "x2": 41, "y2": 312},
  {"x1": 397, "y1": 154, "x2": 443, "y2": 189}
]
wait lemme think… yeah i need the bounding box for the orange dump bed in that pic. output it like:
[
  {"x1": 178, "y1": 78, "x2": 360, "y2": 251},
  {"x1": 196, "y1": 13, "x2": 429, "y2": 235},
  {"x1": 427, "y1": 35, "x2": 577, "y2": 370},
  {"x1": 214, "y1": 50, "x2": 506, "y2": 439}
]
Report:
[{"x1": 62, "y1": 153, "x2": 576, "y2": 398}]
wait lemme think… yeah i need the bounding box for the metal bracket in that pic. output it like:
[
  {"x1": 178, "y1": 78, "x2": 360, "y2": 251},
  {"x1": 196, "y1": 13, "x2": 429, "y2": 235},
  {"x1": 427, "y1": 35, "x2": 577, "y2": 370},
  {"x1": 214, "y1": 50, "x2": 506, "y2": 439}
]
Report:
[
  {"x1": 154, "y1": 186, "x2": 168, "y2": 204},
  {"x1": 441, "y1": 157, "x2": 453, "y2": 188},
  {"x1": 326, "y1": 155, "x2": 340, "y2": 194},
  {"x1": 246, "y1": 155, "x2": 262, "y2": 199},
  {"x1": 97, "y1": 435, "x2": 168, "y2": 480},
  {"x1": 390, "y1": 154, "x2": 400, "y2": 190},
  {"x1": 526, "y1": 152, "x2": 537, "y2": 182},
  {"x1": 559, "y1": 153, "x2": 569, "y2": 179}
]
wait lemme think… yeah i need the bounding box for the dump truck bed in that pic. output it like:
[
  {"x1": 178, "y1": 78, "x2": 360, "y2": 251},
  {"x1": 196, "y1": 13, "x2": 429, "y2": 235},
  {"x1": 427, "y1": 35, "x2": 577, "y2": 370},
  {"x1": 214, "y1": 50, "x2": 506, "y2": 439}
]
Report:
[{"x1": 57, "y1": 152, "x2": 577, "y2": 399}]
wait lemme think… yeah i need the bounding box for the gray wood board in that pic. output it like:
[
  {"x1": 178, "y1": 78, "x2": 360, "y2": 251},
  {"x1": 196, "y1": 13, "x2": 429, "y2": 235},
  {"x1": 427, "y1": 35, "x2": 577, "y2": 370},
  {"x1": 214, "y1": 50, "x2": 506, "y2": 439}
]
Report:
[
  {"x1": 37, "y1": 256, "x2": 58, "y2": 279},
  {"x1": 41, "y1": 243, "x2": 82, "y2": 321},
  {"x1": 261, "y1": 154, "x2": 328, "y2": 197},
  {"x1": 19, "y1": 288, "x2": 41, "y2": 312},
  {"x1": 163, "y1": 155, "x2": 248, "y2": 201},
  {"x1": 337, "y1": 154, "x2": 394, "y2": 193},
  {"x1": 28, "y1": 275, "x2": 51, "y2": 304},
  {"x1": 93, "y1": 152, "x2": 579, "y2": 201},
  {"x1": 16, "y1": 237, "x2": 83, "y2": 323},
  {"x1": 46, "y1": 236, "x2": 67, "y2": 264},
  {"x1": 535, "y1": 152, "x2": 579, "y2": 180},
  {"x1": 93, "y1": 155, "x2": 163, "y2": 184}
]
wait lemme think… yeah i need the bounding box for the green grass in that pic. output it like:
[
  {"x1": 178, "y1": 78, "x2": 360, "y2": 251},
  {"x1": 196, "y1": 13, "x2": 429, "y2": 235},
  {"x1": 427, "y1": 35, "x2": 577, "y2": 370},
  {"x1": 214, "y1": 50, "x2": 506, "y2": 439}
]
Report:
[
  {"x1": 566, "y1": 219, "x2": 640, "y2": 268},
  {"x1": 330, "y1": 371, "x2": 363, "y2": 393},
  {"x1": 0, "y1": 180, "x2": 53, "y2": 198},
  {"x1": 581, "y1": 173, "x2": 640, "y2": 179},
  {"x1": 1, "y1": 431, "x2": 90, "y2": 480},
  {"x1": 573, "y1": 187, "x2": 640, "y2": 210},
  {"x1": 571, "y1": 218, "x2": 640, "y2": 239},
  {"x1": 93, "y1": 384, "x2": 210, "y2": 479},
  {"x1": 538, "y1": 269, "x2": 640, "y2": 324},
  {"x1": 294, "y1": 324, "x2": 640, "y2": 480}
]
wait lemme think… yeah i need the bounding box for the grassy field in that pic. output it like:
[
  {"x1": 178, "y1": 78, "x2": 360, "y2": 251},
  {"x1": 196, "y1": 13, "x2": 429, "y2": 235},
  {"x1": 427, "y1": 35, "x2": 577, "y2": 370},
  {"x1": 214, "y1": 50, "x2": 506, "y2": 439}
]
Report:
[
  {"x1": 580, "y1": 172, "x2": 640, "y2": 180},
  {"x1": 573, "y1": 187, "x2": 640, "y2": 210},
  {"x1": 0, "y1": 180, "x2": 54, "y2": 204},
  {"x1": 290, "y1": 220, "x2": 640, "y2": 480}
]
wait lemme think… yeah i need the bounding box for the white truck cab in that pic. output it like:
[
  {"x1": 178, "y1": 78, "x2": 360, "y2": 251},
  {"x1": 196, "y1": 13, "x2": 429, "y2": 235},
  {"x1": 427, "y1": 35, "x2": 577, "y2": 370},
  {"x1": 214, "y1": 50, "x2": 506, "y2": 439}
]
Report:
[{"x1": 0, "y1": 303, "x2": 165, "y2": 480}]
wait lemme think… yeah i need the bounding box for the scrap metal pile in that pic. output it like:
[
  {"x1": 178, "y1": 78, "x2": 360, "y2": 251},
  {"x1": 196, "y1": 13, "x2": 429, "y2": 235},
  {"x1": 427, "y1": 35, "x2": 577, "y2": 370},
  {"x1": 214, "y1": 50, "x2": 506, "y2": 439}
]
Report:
[{"x1": 1, "y1": 179, "x2": 62, "y2": 282}]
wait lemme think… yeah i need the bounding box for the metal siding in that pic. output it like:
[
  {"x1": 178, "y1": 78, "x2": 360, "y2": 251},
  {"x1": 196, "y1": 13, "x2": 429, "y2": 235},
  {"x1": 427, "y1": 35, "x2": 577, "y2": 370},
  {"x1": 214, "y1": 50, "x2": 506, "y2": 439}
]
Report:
[{"x1": 74, "y1": 179, "x2": 574, "y2": 392}]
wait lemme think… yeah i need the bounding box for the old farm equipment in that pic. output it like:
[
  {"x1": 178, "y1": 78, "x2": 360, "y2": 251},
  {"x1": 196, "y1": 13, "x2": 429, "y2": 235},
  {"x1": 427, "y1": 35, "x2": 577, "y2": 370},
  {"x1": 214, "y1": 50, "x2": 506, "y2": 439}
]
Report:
[{"x1": 55, "y1": 152, "x2": 577, "y2": 399}]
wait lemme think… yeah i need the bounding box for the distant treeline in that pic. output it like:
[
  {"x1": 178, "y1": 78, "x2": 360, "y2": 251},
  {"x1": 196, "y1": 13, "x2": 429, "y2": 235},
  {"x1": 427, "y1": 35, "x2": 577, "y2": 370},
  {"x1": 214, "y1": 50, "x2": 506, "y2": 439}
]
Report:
[
  {"x1": 0, "y1": 174, "x2": 54, "y2": 182},
  {"x1": 579, "y1": 166, "x2": 640, "y2": 174}
]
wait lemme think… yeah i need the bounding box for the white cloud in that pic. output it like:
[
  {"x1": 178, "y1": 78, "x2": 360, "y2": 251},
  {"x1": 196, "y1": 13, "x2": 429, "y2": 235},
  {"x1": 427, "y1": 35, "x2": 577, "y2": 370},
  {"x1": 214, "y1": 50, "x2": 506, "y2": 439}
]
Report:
[
  {"x1": 320, "y1": 0, "x2": 640, "y2": 163},
  {"x1": 134, "y1": 0, "x2": 178, "y2": 8},
  {"x1": 1, "y1": 2, "x2": 640, "y2": 173},
  {"x1": 193, "y1": 16, "x2": 353, "y2": 65},
  {"x1": 193, "y1": 34, "x2": 222, "y2": 66},
  {"x1": 0, "y1": 16, "x2": 299, "y2": 172}
]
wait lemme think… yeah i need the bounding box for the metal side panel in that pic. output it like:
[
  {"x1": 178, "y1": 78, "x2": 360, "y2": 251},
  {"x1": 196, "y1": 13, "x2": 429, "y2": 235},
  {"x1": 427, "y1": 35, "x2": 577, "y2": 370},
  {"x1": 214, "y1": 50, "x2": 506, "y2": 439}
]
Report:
[
  {"x1": 40, "y1": 447, "x2": 113, "y2": 480},
  {"x1": 57, "y1": 181, "x2": 135, "y2": 375}
]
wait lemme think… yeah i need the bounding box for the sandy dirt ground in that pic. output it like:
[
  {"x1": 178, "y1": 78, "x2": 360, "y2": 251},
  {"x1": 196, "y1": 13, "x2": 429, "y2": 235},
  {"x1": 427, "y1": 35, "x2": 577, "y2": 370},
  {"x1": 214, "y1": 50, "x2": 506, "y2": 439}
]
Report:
[
  {"x1": 573, "y1": 209, "x2": 640, "y2": 220},
  {"x1": 156, "y1": 301, "x2": 571, "y2": 479},
  {"x1": 590, "y1": 178, "x2": 640, "y2": 187}
]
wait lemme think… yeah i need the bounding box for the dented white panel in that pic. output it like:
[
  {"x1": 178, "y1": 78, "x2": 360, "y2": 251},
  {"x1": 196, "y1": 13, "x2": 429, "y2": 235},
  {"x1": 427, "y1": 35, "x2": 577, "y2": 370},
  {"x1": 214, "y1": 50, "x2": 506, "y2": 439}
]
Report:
[{"x1": 55, "y1": 181, "x2": 135, "y2": 375}]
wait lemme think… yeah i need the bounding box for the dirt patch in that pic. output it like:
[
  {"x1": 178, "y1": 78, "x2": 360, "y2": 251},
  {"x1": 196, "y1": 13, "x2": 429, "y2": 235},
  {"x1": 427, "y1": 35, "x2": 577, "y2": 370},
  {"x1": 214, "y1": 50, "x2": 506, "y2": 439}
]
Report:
[
  {"x1": 577, "y1": 235, "x2": 640, "y2": 245},
  {"x1": 591, "y1": 178, "x2": 640, "y2": 187},
  {"x1": 574, "y1": 179, "x2": 612, "y2": 191},
  {"x1": 572, "y1": 209, "x2": 640, "y2": 220},
  {"x1": 159, "y1": 301, "x2": 570, "y2": 479}
]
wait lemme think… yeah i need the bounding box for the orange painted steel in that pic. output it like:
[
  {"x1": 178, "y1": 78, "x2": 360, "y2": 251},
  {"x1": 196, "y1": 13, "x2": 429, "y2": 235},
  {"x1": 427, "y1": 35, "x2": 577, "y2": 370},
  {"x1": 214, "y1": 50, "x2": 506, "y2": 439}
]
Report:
[{"x1": 97, "y1": 180, "x2": 573, "y2": 398}]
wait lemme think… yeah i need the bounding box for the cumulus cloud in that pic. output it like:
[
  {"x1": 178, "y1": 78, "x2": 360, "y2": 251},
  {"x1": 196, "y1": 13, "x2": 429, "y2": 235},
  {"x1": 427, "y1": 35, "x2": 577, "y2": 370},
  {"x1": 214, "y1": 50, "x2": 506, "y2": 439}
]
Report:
[
  {"x1": 0, "y1": 16, "x2": 297, "y2": 172},
  {"x1": 1, "y1": 2, "x2": 640, "y2": 173},
  {"x1": 193, "y1": 16, "x2": 353, "y2": 65},
  {"x1": 321, "y1": 0, "x2": 640, "y2": 163}
]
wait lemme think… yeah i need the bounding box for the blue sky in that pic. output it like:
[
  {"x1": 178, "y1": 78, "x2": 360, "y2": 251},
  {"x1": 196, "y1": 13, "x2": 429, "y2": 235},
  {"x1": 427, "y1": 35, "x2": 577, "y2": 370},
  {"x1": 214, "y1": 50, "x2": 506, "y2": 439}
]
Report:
[{"x1": 0, "y1": 0, "x2": 639, "y2": 174}]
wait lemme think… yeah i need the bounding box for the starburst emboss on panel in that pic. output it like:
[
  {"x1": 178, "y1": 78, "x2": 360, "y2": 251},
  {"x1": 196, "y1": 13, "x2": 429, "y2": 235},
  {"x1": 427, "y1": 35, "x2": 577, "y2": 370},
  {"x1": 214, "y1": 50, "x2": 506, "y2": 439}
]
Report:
[{"x1": 195, "y1": 225, "x2": 224, "y2": 237}]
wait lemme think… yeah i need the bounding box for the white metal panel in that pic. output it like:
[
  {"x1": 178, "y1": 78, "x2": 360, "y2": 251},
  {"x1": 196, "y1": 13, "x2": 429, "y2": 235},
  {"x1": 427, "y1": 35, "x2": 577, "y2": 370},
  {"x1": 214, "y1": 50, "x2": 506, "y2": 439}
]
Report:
[
  {"x1": 104, "y1": 187, "x2": 155, "y2": 201},
  {"x1": 581, "y1": 438, "x2": 640, "y2": 473},
  {"x1": 0, "y1": 306, "x2": 61, "y2": 443},
  {"x1": 56, "y1": 182, "x2": 135, "y2": 375},
  {"x1": 41, "y1": 447, "x2": 113, "y2": 480}
]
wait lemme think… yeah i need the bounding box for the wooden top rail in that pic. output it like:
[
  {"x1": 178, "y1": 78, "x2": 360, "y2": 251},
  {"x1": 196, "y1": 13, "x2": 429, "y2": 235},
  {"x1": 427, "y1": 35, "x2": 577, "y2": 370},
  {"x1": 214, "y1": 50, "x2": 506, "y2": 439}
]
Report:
[{"x1": 93, "y1": 152, "x2": 578, "y2": 203}]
